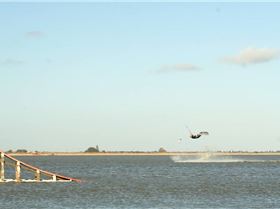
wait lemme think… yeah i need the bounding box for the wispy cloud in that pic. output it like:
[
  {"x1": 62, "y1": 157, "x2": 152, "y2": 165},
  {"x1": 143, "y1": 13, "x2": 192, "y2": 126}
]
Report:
[
  {"x1": 158, "y1": 63, "x2": 200, "y2": 73},
  {"x1": 25, "y1": 31, "x2": 44, "y2": 39},
  {"x1": 0, "y1": 58, "x2": 25, "y2": 66},
  {"x1": 223, "y1": 47, "x2": 279, "y2": 66}
]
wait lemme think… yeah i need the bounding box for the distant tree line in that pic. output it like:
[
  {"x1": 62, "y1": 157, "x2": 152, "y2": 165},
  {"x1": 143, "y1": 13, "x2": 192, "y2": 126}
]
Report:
[
  {"x1": 83, "y1": 146, "x2": 168, "y2": 153},
  {"x1": 6, "y1": 149, "x2": 28, "y2": 153},
  {"x1": 84, "y1": 145, "x2": 100, "y2": 153},
  {"x1": 6, "y1": 147, "x2": 280, "y2": 153}
]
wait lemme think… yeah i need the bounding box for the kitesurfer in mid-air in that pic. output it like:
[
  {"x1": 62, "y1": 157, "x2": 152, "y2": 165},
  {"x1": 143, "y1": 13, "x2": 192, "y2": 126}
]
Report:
[
  {"x1": 187, "y1": 126, "x2": 209, "y2": 139},
  {"x1": 178, "y1": 126, "x2": 209, "y2": 142}
]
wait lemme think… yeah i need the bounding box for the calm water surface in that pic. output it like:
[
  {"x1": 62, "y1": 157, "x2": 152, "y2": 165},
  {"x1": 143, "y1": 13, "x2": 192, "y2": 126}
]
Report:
[{"x1": 1, "y1": 155, "x2": 280, "y2": 209}]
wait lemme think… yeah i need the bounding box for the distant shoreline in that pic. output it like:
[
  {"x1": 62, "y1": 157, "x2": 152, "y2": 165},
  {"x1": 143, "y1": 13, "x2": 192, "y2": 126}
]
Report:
[{"x1": 9, "y1": 152, "x2": 280, "y2": 156}]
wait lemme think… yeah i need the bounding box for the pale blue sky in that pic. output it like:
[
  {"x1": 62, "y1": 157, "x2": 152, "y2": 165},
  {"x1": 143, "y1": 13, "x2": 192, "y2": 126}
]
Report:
[{"x1": 0, "y1": 3, "x2": 280, "y2": 152}]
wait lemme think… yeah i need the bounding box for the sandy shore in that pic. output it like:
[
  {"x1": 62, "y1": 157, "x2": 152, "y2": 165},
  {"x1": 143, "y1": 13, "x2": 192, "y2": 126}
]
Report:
[{"x1": 10, "y1": 152, "x2": 280, "y2": 156}]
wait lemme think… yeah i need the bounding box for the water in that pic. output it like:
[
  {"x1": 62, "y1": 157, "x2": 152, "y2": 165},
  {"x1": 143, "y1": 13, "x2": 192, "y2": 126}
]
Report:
[{"x1": 1, "y1": 155, "x2": 280, "y2": 209}]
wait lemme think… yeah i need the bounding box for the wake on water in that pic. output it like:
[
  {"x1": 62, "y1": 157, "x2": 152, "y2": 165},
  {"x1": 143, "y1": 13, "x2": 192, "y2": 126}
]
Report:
[
  {"x1": 170, "y1": 153, "x2": 280, "y2": 163},
  {"x1": 171, "y1": 153, "x2": 243, "y2": 163}
]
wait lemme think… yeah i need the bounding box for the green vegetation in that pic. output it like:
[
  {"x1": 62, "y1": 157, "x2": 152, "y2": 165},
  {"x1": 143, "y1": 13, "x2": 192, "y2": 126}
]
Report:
[
  {"x1": 15, "y1": 149, "x2": 28, "y2": 153},
  {"x1": 158, "y1": 147, "x2": 167, "y2": 153},
  {"x1": 85, "y1": 146, "x2": 100, "y2": 153}
]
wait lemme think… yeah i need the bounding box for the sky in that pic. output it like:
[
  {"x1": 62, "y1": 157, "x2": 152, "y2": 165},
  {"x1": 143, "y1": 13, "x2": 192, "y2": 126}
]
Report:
[{"x1": 0, "y1": 2, "x2": 280, "y2": 152}]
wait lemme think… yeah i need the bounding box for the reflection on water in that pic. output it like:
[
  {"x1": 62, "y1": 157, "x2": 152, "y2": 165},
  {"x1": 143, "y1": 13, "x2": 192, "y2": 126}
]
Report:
[{"x1": 1, "y1": 155, "x2": 280, "y2": 208}]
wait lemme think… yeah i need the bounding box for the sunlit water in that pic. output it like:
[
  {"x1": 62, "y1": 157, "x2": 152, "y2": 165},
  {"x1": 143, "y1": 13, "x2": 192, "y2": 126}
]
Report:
[{"x1": 1, "y1": 155, "x2": 280, "y2": 208}]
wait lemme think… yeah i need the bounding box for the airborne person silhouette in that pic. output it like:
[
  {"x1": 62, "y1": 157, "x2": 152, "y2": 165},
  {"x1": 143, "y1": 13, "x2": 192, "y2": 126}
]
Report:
[
  {"x1": 178, "y1": 126, "x2": 209, "y2": 143},
  {"x1": 187, "y1": 126, "x2": 209, "y2": 139}
]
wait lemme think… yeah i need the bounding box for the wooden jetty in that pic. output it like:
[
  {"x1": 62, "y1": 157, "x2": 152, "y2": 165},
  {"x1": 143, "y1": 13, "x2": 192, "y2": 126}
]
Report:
[{"x1": 0, "y1": 150, "x2": 80, "y2": 183}]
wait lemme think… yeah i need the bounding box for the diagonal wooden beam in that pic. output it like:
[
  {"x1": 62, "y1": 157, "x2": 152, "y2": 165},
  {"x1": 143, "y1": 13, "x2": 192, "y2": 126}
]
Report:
[{"x1": 0, "y1": 150, "x2": 80, "y2": 183}]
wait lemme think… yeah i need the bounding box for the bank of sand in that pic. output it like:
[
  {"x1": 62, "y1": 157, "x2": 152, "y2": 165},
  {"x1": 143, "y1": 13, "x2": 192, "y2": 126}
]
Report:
[{"x1": 10, "y1": 152, "x2": 280, "y2": 156}]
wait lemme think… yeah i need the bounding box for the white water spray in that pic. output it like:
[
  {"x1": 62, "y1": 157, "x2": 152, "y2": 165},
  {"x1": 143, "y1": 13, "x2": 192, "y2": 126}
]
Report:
[{"x1": 171, "y1": 153, "x2": 247, "y2": 163}]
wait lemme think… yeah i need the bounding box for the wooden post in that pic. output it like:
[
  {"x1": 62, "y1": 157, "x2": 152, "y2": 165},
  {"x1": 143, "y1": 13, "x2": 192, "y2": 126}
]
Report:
[
  {"x1": 35, "y1": 169, "x2": 40, "y2": 182},
  {"x1": 15, "y1": 161, "x2": 21, "y2": 182},
  {"x1": 0, "y1": 152, "x2": 4, "y2": 182}
]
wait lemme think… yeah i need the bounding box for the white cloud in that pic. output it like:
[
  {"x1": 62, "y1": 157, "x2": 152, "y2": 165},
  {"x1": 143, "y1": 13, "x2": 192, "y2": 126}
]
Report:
[
  {"x1": 223, "y1": 47, "x2": 279, "y2": 66},
  {"x1": 25, "y1": 31, "x2": 44, "y2": 38},
  {"x1": 158, "y1": 63, "x2": 199, "y2": 73}
]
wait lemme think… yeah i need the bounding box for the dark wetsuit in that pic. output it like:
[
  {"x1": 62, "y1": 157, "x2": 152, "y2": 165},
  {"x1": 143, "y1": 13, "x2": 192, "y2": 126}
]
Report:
[{"x1": 190, "y1": 134, "x2": 201, "y2": 139}]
